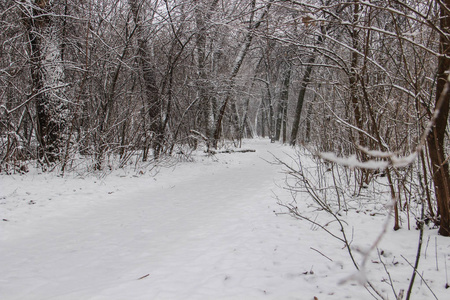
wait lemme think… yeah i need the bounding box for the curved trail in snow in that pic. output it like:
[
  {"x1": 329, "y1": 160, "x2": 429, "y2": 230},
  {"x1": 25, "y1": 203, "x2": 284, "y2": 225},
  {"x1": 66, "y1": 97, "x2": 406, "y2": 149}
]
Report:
[{"x1": 0, "y1": 140, "x2": 367, "y2": 300}]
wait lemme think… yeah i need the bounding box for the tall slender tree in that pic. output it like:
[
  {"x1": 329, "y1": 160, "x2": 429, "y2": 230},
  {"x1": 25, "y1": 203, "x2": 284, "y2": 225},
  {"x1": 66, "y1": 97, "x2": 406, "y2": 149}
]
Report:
[
  {"x1": 129, "y1": 0, "x2": 163, "y2": 159},
  {"x1": 213, "y1": 0, "x2": 273, "y2": 148}
]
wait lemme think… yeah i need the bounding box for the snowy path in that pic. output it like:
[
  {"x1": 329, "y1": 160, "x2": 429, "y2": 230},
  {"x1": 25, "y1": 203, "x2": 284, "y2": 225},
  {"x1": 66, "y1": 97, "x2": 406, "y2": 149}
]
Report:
[{"x1": 1, "y1": 140, "x2": 372, "y2": 299}]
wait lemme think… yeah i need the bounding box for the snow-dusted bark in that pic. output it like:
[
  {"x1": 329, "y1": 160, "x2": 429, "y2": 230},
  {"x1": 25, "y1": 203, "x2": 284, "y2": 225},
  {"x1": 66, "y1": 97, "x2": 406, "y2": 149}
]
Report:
[
  {"x1": 24, "y1": 0, "x2": 67, "y2": 164},
  {"x1": 129, "y1": 0, "x2": 162, "y2": 159},
  {"x1": 194, "y1": 0, "x2": 218, "y2": 150},
  {"x1": 275, "y1": 63, "x2": 291, "y2": 143},
  {"x1": 289, "y1": 55, "x2": 315, "y2": 146}
]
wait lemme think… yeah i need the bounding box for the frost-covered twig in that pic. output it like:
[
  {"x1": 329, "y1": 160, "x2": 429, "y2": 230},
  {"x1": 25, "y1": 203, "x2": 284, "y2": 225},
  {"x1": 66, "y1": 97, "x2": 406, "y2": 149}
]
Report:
[
  {"x1": 339, "y1": 200, "x2": 393, "y2": 300},
  {"x1": 273, "y1": 154, "x2": 386, "y2": 300},
  {"x1": 401, "y1": 255, "x2": 438, "y2": 300},
  {"x1": 317, "y1": 74, "x2": 450, "y2": 171},
  {"x1": 377, "y1": 249, "x2": 399, "y2": 299},
  {"x1": 0, "y1": 84, "x2": 72, "y2": 115},
  {"x1": 276, "y1": 198, "x2": 345, "y2": 243},
  {"x1": 405, "y1": 200, "x2": 425, "y2": 300},
  {"x1": 310, "y1": 247, "x2": 333, "y2": 262}
]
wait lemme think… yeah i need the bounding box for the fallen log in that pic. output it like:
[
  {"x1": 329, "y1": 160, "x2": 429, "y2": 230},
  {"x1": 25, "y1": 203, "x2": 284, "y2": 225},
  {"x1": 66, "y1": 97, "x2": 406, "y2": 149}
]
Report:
[{"x1": 206, "y1": 149, "x2": 256, "y2": 154}]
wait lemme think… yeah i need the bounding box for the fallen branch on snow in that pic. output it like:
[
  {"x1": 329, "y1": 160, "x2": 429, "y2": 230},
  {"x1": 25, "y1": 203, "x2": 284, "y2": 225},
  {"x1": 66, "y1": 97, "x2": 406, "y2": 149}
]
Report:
[{"x1": 206, "y1": 149, "x2": 256, "y2": 154}]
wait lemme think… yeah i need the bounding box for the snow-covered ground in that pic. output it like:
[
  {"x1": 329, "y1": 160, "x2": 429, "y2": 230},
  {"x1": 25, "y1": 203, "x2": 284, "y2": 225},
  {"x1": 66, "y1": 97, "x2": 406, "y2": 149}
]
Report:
[{"x1": 1, "y1": 139, "x2": 449, "y2": 299}]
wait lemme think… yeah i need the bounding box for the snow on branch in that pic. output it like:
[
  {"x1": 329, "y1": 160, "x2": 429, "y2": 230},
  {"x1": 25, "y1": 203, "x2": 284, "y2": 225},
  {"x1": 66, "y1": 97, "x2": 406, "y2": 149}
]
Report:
[
  {"x1": 319, "y1": 152, "x2": 389, "y2": 170},
  {"x1": 318, "y1": 147, "x2": 417, "y2": 170},
  {"x1": 358, "y1": 145, "x2": 418, "y2": 168}
]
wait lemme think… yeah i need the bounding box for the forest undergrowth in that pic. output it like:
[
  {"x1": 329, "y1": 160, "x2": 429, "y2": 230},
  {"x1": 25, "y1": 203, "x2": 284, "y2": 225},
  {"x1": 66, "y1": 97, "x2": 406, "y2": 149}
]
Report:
[{"x1": 275, "y1": 147, "x2": 448, "y2": 300}]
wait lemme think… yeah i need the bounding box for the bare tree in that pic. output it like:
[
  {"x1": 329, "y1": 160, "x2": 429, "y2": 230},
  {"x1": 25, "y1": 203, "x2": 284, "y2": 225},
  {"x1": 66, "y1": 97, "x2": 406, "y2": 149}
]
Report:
[
  {"x1": 213, "y1": 0, "x2": 273, "y2": 148},
  {"x1": 129, "y1": 0, "x2": 163, "y2": 160},
  {"x1": 22, "y1": 0, "x2": 68, "y2": 165},
  {"x1": 194, "y1": 0, "x2": 219, "y2": 150},
  {"x1": 427, "y1": 0, "x2": 450, "y2": 236}
]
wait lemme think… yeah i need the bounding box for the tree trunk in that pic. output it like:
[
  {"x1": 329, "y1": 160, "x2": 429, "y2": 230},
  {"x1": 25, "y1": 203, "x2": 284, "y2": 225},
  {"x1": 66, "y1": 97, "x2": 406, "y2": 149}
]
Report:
[
  {"x1": 239, "y1": 59, "x2": 262, "y2": 144},
  {"x1": 129, "y1": 0, "x2": 163, "y2": 159},
  {"x1": 304, "y1": 101, "x2": 312, "y2": 143},
  {"x1": 349, "y1": 1, "x2": 364, "y2": 147},
  {"x1": 275, "y1": 63, "x2": 291, "y2": 142},
  {"x1": 25, "y1": 0, "x2": 67, "y2": 164},
  {"x1": 290, "y1": 23, "x2": 329, "y2": 146},
  {"x1": 259, "y1": 77, "x2": 275, "y2": 140},
  {"x1": 427, "y1": 0, "x2": 450, "y2": 236},
  {"x1": 195, "y1": 0, "x2": 218, "y2": 150},
  {"x1": 289, "y1": 56, "x2": 315, "y2": 145},
  {"x1": 260, "y1": 100, "x2": 266, "y2": 137}
]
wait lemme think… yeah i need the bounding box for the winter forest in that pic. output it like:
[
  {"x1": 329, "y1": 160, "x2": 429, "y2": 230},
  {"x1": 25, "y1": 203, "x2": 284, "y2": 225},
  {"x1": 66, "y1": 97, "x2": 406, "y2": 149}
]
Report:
[{"x1": 1, "y1": 0, "x2": 450, "y2": 299}]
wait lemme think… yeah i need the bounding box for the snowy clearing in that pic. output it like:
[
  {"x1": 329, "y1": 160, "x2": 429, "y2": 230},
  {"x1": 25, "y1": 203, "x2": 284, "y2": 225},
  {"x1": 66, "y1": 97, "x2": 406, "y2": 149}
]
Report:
[{"x1": 1, "y1": 139, "x2": 449, "y2": 300}]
